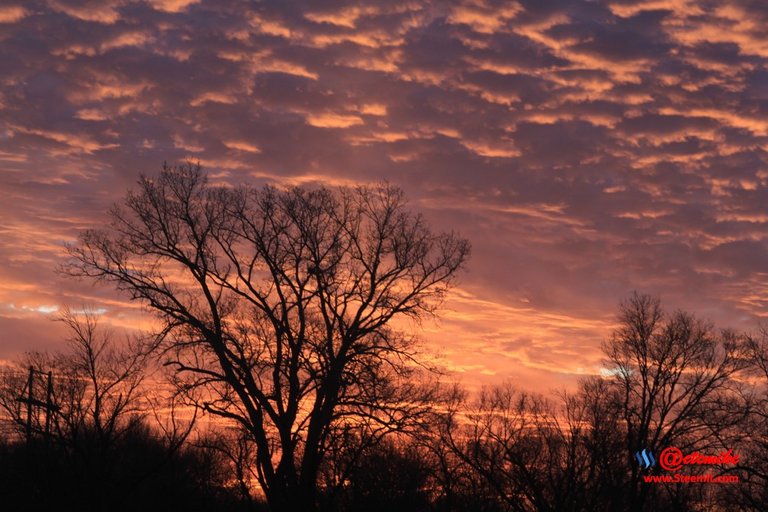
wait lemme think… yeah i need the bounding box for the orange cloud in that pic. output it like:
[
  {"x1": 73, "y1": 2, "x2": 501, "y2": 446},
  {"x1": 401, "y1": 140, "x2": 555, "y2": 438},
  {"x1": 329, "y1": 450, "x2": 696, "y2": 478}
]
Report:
[
  {"x1": 306, "y1": 113, "x2": 364, "y2": 128},
  {"x1": 0, "y1": 5, "x2": 26, "y2": 23},
  {"x1": 148, "y1": 0, "x2": 200, "y2": 13}
]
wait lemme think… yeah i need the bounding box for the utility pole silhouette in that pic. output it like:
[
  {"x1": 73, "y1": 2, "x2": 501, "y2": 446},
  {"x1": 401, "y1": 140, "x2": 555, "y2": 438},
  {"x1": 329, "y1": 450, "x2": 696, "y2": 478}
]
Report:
[
  {"x1": 44, "y1": 370, "x2": 53, "y2": 439},
  {"x1": 25, "y1": 366, "x2": 33, "y2": 444},
  {"x1": 16, "y1": 366, "x2": 58, "y2": 445}
]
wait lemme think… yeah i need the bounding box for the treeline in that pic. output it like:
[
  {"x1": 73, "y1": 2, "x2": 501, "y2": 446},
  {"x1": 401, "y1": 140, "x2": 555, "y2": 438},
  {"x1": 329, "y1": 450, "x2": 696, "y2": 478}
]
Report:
[
  {"x1": 0, "y1": 308, "x2": 251, "y2": 511},
  {"x1": 3, "y1": 168, "x2": 768, "y2": 511},
  {"x1": 0, "y1": 422, "x2": 248, "y2": 512},
  {"x1": 2, "y1": 293, "x2": 767, "y2": 512}
]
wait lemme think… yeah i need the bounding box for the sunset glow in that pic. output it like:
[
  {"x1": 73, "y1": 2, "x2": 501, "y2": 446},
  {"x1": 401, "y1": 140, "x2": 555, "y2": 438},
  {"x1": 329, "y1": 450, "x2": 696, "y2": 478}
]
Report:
[{"x1": 2, "y1": 0, "x2": 768, "y2": 393}]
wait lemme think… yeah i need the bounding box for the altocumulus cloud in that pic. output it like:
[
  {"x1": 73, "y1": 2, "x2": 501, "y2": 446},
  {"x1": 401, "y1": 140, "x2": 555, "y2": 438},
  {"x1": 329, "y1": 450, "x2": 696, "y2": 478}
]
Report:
[{"x1": 1, "y1": 0, "x2": 767, "y2": 390}]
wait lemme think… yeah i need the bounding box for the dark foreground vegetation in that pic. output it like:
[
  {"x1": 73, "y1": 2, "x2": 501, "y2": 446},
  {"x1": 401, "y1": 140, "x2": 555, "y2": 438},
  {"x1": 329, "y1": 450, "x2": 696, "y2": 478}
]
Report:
[
  {"x1": 3, "y1": 294, "x2": 768, "y2": 512},
  {"x1": 2, "y1": 165, "x2": 767, "y2": 511},
  {"x1": 0, "y1": 424, "x2": 249, "y2": 512}
]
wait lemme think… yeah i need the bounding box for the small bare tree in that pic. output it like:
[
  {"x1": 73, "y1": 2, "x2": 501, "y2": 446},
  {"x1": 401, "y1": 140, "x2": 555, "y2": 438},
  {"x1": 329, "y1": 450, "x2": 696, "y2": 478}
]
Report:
[
  {"x1": 0, "y1": 307, "x2": 148, "y2": 448},
  {"x1": 56, "y1": 307, "x2": 148, "y2": 447},
  {"x1": 437, "y1": 383, "x2": 614, "y2": 512},
  {"x1": 603, "y1": 293, "x2": 749, "y2": 511},
  {"x1": 0, "y1": 307, "x2": 155, "y2": 510},
  {"x1": 730, "y1": 330, "x2": 768, "y2": 510},
  {"x1": 64, "y1": 162, "x2": 470, "y2": 511},
  {"x1": 438, "y1": 384, "x2": 548, "y2": 512},
  {"x1": 436, "y1": 294, "x2": 752, "y2": 512}
]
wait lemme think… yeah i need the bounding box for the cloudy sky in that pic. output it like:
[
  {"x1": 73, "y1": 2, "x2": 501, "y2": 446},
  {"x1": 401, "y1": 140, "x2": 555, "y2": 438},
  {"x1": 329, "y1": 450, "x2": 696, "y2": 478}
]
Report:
[{"x1": 1, "y1": 0, "x2": 767, "y2": 391}]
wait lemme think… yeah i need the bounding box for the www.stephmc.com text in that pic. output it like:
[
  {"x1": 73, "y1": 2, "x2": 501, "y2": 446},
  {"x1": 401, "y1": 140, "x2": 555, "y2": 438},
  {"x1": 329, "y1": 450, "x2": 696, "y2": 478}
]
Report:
[{"x1": 643, "y1": 474, "x2": 739, "y2": 484}]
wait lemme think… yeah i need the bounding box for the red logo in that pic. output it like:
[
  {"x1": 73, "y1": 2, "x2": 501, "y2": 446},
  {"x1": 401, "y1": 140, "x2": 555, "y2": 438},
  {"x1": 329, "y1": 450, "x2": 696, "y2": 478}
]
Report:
[{"x1": 659, "y1": 447, "x2": 739, "y2": 472}]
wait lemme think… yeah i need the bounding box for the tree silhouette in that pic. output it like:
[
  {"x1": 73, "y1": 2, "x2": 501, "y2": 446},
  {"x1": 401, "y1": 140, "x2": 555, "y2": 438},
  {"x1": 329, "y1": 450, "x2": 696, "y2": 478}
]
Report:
[
  {"x1": 731, "y1": 330, "x2": 768, "y2": 510},
  {"x1": 0, "y1": 308, "x2": 233, "y2": 512},
  {"x1": 603, "y1": 293, "x2": 749, "y2": 511},
  {"x1": 0, "y1": 307, "x2": 149, "y2": 450},
  {"x1": 64, "y1": 162, "x2": 470, "y2": 511},
  {"x1": 435, "y1": 294, "x2": 755, "y2": 512},
  {"x1": 436, "y1": 383, "x2": 620, "y2": 512}
]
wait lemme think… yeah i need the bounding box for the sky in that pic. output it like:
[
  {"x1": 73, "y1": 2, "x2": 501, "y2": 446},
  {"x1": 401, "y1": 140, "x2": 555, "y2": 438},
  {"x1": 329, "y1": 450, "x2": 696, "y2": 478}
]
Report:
[{"x1": 1, "y1": 0, "x2": 767, "y2": 392}]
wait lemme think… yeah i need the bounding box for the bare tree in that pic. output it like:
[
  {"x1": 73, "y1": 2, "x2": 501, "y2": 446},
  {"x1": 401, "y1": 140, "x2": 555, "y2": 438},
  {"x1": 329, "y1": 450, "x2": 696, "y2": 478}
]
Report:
[
  {"x1": 438, "y1": 384, "x2": 541, "y2": 512},
  {"x1": 0, "y1": 307, "x2": 156, "y2": 510},
  {"x1": 194, "y1": 427, "x2": 259, "y2": 505},
  {"x1": 435, "y1": 294, "x2": 752, "y2": 512},
  {"x1": 0, "y1": 307, "x2": 148, "y2": 448},
  {"x1": 437, "y1": 382, "x2": 617, "y2": 512},
  {"x1": 729, "y1": 330, "x2": 768, "y2": 510},
  {"x1": 57, "y1": 307, "x2": 148, "y2": 447},
  {"x1": 602, "y1": 293, "x2": 749, "y2": 511},
  {"x1": 64, "y1": 162, "x2": 470, "y2": 511}
]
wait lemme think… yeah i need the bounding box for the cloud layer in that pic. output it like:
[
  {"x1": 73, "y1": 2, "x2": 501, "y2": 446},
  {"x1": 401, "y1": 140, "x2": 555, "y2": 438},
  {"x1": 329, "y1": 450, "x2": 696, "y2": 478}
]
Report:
[{"x1": 2, "y1": 0, "x2": 767, "y2": 390}]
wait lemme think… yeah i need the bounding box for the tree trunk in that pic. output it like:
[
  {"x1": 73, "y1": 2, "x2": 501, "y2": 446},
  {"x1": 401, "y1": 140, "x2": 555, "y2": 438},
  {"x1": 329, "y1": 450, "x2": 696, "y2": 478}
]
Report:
[{"x1": 265, "y1": 481, "x2": 317, "y2": 512}]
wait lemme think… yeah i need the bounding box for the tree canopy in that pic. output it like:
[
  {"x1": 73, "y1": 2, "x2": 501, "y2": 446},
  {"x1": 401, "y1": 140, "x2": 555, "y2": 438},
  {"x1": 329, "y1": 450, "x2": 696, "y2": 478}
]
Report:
[{"x1": 64, "y1": 162, "x2": 470, "y2": 511}]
